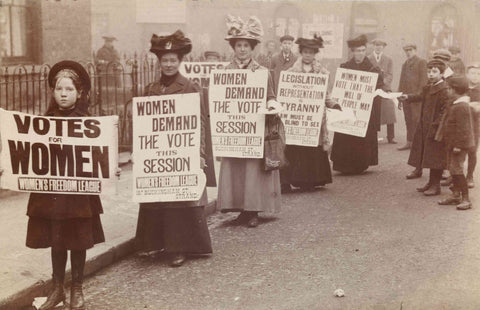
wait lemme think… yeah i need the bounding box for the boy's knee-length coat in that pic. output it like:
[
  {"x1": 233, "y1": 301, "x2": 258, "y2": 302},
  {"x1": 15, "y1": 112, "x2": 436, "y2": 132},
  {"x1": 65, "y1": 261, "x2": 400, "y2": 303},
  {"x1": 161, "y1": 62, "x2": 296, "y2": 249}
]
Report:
[{"x1": 407, "y1": 80, "x2": 449, "y2": 169}]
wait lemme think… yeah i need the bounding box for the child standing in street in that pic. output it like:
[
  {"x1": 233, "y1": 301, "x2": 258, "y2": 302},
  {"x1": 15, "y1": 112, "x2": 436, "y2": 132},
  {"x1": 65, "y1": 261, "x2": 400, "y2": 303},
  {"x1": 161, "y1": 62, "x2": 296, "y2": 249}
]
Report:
[
  {"x1": 466, "y1": 63, "x2": 480, "y2": 188},
  {"x1": 401, "y1": 59, "x2": 449, "y2": 196},
  {"x1": 23, "y1": 60, "x2": 117, "y2": 310},
  {"x1": 437, "y1": 75, "x2": 475, "y2": 210}
]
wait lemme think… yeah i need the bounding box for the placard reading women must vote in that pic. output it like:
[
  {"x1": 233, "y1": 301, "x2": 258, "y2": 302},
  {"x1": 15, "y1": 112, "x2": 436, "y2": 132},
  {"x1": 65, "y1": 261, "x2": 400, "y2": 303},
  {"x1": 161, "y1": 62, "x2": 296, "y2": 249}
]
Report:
[
  {"x1": 132, "y1": 93, "x2": 206, "y2": 203},
  {"x1": 277, "y1": 71, "x2": 328, "y2": 146},
  {"x1": 209, "y1": 69, "x2": 267, "y2": 158},
  {"x1": 0, "y1": 109, "x2": 118, "y2": 194},
  {"x1": 329, "y1": 68, "x2": 378, "y2": 138},
  {"x1": 179, "y1": 62, "x2": 230, "y2": 88}
]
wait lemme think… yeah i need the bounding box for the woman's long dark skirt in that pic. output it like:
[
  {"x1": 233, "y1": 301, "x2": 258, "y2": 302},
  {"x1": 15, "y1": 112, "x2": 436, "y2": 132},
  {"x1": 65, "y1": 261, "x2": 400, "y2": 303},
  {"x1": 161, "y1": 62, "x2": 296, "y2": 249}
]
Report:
[
  {"x1": 135, "y1": 205, "x2": 212, "y2": 254},
  {"x1": 281, "y1": 145, "x2": 333, "y2": 188}
]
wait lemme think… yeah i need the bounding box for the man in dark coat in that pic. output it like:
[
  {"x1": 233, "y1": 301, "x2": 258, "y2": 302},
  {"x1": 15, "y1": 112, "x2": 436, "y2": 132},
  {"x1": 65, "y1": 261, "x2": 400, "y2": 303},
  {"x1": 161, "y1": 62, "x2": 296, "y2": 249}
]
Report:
[
  {"x1": 398, "y1": 43, "x2": 428, "y2": 152},
  {"x1": 96, "y1": 35, "x2": 122, "y2": 88},
  {"x1": 271, "y1": 35, "x2": 297, "y2": 93},
  {"x1": 402, "y1": 59, "x2": 449, "y2": 196},
  {"x1": 448, "y1": 46, "x2": 466, "y2": 75},
  {"x1": 330, "y1": 34, "x2": 384, "y2": 174}
]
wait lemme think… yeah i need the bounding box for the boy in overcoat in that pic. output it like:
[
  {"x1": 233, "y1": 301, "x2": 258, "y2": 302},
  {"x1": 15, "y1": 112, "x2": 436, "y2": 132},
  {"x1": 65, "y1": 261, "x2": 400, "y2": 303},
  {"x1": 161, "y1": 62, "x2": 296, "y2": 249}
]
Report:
[
  {"x1": 402, "y1": 59, "x2": 449, "y2": 196},
  {"x1": 437, "y1": 75, "x2": 475, "y2": 210}
]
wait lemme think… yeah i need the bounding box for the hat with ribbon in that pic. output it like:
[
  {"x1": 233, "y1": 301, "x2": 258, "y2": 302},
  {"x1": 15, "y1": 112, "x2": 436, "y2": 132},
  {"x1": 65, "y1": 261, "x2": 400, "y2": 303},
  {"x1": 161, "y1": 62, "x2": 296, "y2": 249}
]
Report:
[
  {"x1": 48, "y1": 60, "x2": 91, "y2": 92},
  {"x1": 295, "y1": 34, "x2": 324, "y2": 51},
  {"x1": 150, "y1": 30, "x2": 192, "y2": 57},
  {"x1": 347, "y1": 34, "x2": 368, "y2": 48},
  {"x1": 224, "y1": 15, "x2": 263, "y2": 43}
]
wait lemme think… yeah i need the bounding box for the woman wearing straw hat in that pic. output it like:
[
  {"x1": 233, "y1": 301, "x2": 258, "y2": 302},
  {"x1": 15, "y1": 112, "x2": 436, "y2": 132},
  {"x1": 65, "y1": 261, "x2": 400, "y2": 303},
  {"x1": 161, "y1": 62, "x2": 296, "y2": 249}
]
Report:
[
  {"x1": 135, "y1": 30, "x2": 212, "y2": 267},
  {"x1": 280, "y1": 35, "x2": 341, "y2": 192},
  {"x1": 217, "y1": 15, "x2": 282, "y2": 228}
]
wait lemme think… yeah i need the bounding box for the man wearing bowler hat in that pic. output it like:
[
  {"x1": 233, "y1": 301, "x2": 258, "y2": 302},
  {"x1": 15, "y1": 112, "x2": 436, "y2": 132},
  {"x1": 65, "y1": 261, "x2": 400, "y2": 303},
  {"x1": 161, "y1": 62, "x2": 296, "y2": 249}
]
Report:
[
  {"x1": 398, "y1": 43, "x2": 428, "y2": 152},
  {"x1": 368, "y1": 37, "x2": 397, "y2": 144},
  {"x1": 271, "y1": 34, "x2": 297, "y2": 93}
]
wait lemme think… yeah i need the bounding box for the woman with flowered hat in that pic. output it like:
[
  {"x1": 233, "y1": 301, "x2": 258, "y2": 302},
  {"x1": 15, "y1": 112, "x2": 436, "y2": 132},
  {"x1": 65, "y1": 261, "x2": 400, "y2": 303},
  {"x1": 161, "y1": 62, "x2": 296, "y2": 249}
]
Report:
[
  {"x1": 217, "y1": 15, "x2": 282, "y2": 228},
  {"x1": 280, "y1": 35, "x2": 341, "y2": 192},
  {"x1": 135, "y1": 30, "x2": 212, "y2": 267}
]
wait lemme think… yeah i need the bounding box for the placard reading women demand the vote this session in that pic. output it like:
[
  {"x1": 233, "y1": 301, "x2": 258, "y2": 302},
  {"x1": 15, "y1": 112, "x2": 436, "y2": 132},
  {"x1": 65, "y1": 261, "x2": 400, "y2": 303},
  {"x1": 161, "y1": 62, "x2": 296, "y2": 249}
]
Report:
[
  {"x1": 329, "y1": 68, "x2": 378, "y2": 138},
  {"x1": 179, "y1": 62, "x2": 230, "y2": 88},
  {"x1": 0, "y1": 109, "x2": 118, "y2": 194},
  {"x1": 209, "y1": 69, "x2": 268, "y2": 158},
  {"x1": 132, "y1": 93, "x2": 206, "y2": 203},
  {"x1": 277, "y1": 71, "x2": 329, "y2": 146}
]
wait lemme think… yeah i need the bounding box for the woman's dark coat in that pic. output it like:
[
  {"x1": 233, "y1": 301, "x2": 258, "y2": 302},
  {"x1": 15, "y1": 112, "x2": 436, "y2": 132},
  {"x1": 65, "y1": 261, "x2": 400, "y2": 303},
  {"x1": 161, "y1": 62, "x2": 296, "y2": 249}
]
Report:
[{"x1": 330, "y1": 57, "x2": 384, "y2": 173}]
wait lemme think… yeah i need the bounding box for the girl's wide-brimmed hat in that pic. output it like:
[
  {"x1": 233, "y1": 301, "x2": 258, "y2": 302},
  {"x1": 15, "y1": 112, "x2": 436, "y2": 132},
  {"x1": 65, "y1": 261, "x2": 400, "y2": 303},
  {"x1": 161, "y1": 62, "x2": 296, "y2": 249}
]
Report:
[
  {"x1": 224, "y1": 15, "x2": 263, "y2": 43},
  {"x1": 48, "y1": 60, "x2": 91, "y2": 92},
  {"x1": 295, "y1": 34, "x2": 324, "y2": 50},
  {"x1": 150, "y1": 30, "x2": 192, "y2": 57}
]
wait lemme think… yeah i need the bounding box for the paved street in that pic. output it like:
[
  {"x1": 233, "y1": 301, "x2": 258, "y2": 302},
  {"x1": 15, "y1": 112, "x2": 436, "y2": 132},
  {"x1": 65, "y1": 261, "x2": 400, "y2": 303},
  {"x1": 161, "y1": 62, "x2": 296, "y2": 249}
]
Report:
[{"x1": 80, "y1": 132, "x2": 480, "y2": 310}]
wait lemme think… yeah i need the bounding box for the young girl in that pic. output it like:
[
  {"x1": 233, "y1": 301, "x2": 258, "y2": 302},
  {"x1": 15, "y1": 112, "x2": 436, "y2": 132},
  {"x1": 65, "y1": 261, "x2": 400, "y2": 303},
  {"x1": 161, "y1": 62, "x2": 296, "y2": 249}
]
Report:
[{"x1": 26, "y1": 60, "x2": 107, "y2": 310}]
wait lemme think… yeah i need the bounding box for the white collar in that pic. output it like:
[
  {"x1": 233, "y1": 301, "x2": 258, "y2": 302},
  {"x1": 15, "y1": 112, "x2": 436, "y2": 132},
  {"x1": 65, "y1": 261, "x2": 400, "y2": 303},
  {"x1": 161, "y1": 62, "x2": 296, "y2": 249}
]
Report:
[
  {"x1": 433, "y1": 79, "x2": 443, "y2": 86},
  {"x1": 443, "y1": 67, "x2": 454, "y2": 78},
  {"x1": 374, "y1": 52, "x2": 383, "y2": 59},
  {"x1": 453, "y1": 96, "x2": 470, "y2": 104}
]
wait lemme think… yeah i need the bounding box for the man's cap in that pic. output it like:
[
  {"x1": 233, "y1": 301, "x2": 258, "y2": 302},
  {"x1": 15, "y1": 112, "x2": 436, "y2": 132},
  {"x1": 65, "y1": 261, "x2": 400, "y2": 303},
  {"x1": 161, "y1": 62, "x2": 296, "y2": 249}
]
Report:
[
  {"x1": 102, "y1": 35, "x2": 117, "y2": 41},
  {"x1": 433, "y1": 49, "x2": 452, "y2": 62},
  {"x1": 48, "y1": 60, "x2": 91, "y2": 92},
  {"x1": 280, "y1": 35, "x2": 295, "y2": 43},
  {"x1": 371, "y1": 38, "x2": 387, "y2": 46},
  {"x1": 204, "y1": 51, "x2": 220, "y2": 59},
  {"x1": 446, "y1": 74, "x2": 469, "y2": 91},
  {"x1": 467, "y1": 62, "x2": 480, "y2": 70},
  {"x1": 150, "y1": 30, "x2": 192, "y2": 57},
  {"x1": 448, "y1": 46, "x2": 461, "y2": 54},
  {"x1": 402, "y1": 43, "x2": 417, "y2": 50},
  {"x1": 347, "y1": 34, "x2": 368, "y2": 48}
]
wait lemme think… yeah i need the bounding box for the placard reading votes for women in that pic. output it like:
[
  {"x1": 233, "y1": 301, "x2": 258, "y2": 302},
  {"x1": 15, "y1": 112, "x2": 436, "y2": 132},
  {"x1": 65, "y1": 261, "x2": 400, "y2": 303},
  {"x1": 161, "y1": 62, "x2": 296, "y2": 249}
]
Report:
[
  {"x1": 277, "y1": 71, "x2": 329, "y2": 146},
  {"x1": 132, "y1": 93, "x2": 206, "y2": 203},
  {"x1": 0, "y1": 109, "x2": 118, "y2": 194},
  {"x1": 179, "y1": 62, "x2": 230, "y2": 88},
  {"x1": 329, "y1": 68, "x2": 378, "y2": 138},
  {"x1": 209, "y1": 69, "x2": 267, "y2": 158}
]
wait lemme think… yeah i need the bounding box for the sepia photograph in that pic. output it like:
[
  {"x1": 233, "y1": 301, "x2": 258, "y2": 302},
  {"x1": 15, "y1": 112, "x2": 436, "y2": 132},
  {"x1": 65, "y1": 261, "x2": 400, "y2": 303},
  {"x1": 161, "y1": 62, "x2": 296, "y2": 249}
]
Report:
[{"x1": 0, "y1": 0, "x2": 479, "y2": 309}]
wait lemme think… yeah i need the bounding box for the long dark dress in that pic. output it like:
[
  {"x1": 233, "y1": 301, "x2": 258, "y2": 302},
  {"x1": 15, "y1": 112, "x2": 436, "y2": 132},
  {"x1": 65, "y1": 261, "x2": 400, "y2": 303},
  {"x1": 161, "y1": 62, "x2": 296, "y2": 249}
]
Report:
[
  {"x1": 26, "y1": 107, "x2": 105, "y2": 250},
  {"x1": 135, "y1": 72, "x2": 212, "y2": 254},
  {"x1": 280, "y1": 58, "x2": 333, "y2": 188},
  {"x1": 330, "y1": 57, "x2": 384, "y2": 174},
  {"x1": 217, "y1": 59, "x2": 281, "y2": 214}
]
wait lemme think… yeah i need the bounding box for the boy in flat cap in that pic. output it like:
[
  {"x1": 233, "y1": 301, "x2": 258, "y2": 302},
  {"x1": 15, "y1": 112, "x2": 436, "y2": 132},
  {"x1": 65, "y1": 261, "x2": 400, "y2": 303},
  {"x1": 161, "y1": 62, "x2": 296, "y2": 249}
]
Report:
[
  {"x1": 401, "y1": 59, "x2": 449, "y2": 196},
  {"x1": 330, "y1": 34, "x2": 385, "y2": 174},
  {"x1": 437, "y1": 75, "x2": 475, "y2": 210},
  {"x1": 368, "y1": 38, "x2": 397, "y2": 144},
  {"x1": 204, "y1": 51, "x2": 221, "y2": 62},
  {"x1": 465, "y1": 63, "x2": 480, "y2": 188},
  {"x1": 271, "y1": 34, "x2": 297, "y2": 93},
  {"x1": 398, "y1": 43, "x2": 428, "y2": 153}
]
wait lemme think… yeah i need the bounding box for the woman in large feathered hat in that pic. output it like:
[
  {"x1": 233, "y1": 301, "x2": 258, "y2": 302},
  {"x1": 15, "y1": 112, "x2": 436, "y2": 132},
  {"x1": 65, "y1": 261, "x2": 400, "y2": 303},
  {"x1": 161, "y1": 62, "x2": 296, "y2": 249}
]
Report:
[{"x1": 217, "y1": 15, "x2": 282, "y2": 228}]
